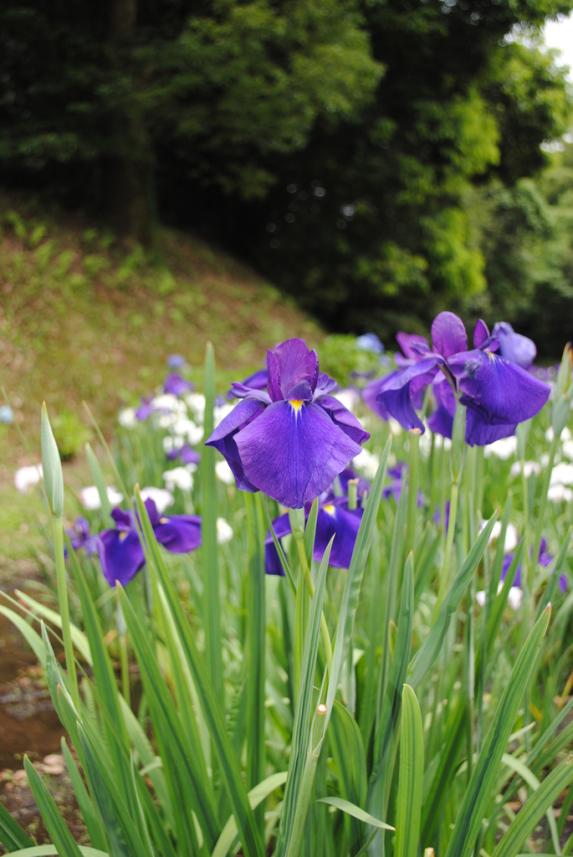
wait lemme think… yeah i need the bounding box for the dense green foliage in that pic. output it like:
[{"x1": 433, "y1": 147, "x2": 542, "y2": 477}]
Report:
[
  {"x1": 1, "y1": 344, "x2": 572, "y2": 854},
  {"x1": 1, "y1": 0, "x2": 572, "y2": 349}
]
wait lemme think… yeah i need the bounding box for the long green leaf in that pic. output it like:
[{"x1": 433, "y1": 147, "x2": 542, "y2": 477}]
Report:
[
  {"x1": 24, "y1": 757, "x2": 83, "y2": 857},
  {"x1": 445, "y1": 606, "x2": 551, "y2": 857},
  {"x1": 494, "y1": 759, "x2": 573, "y2": 857},
  {"x1": 212, "y1": 772, "x2": 288, "y2": 857},
  {"x1": 317, "y1": 797, "x2": 394, "y2": 831},
  {"x1": 395, "y1": 684, "x2": 424, "y2": 857},
  {"x1": 274, "y1": 538, "x2": 333, "y2": 857},
  {"x1": 409, "y1": 513, "x2": 498, "y2": 688},
  {"x1": 0, "y1": 795, "x2": 34, "y2": 851}
]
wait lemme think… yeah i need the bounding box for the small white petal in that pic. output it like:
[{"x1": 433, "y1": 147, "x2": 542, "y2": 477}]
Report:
[
  {"x1": 215, "y1": 460, "x2": 235, "y2": 485},
  {"x1": 353, "y1": 448, "x2": 379, "y2": 479},
  {"x1": 14, "y1": 464, "x2": 43, "y2": 492},
  {"x1": 476, "y1": 590, "x2": 487, "y2": 607},
  {"x1": 216, "y1": 517, "x2": 233, "y2": 544},
  {"x1": 547, "y1": 484, "x2": 573, "y2": 503},
  {"x1": 507, "y1": 587, "x2": 523, "y2": 610},
  {"x1": 80, "y1": 485, "x2": 123, "y2": 511},
  {"x1": 118, "y1": 407, "x2": 137, "y2": 428},
  {"x1": 483, "y1": 436, "x2": 517, "y2": 460},
  {"x1": 550, "y1": 463, "x2": 573, "y2": 486},
  {"x1": 162, "y1": 467, "x2": 194, "y2": 492},
  {"x1": 140, "y1": 487, "x2": 174, "y2": 513}
]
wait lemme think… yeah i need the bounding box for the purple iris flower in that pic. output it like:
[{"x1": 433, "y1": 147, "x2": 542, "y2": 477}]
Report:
[
  {"x1": 167, "y1": 444, "x2": 200, "y2": 466},
  {"x1": 163, "y1": 373, "x2": 194, "y2": 396},
  {"x1": 265, "y1": 493, "x2": 363, "y2": 576},
  {"x1": 382, "y1": 463, "x2": 425, "y2": 506},
  {"x1": 168, "y1": 354, "x2": 186, "y2": 370},
  {"x1": 491, "y1": 322, "x2": 536, "y2": 369},
  {"x1": 228, "y1": 368, "x2": 268, "y2": 399},
  {"x1": 501, "y1": 538, "x2": 567, "y2": 592},
  {"x1": 66, "y1": 517, "x2": 99, "y2": 556},
  {"x1": 338, "y1": 467, "x2": 370, "y2": 501},
  {"x1": 135, "y1": 396, "x2": 155, "y2": 421},
  {"x1": 98, "y1": 499, "x2": 201, "y2": 587},
  {"x1": 206, "y1": 339, "x2": 370, "y2": 508},
  {"x1": 363, "y1": 312, "x2": 550, "y2": 446}
]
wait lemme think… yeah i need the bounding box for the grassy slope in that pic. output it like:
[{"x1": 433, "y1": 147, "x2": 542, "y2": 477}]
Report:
[{"x1": 0, "y1": 193, "x2": 321, "y2": 566}]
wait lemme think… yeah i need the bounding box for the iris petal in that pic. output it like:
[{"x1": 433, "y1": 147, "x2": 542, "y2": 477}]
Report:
[
  {"x1": 427, "y1": 379, "x2": 456, "y2": 438},
  {"x1": 205, "y1": 398, "x2": 266, "y2": 490},
  {"x1": 267, "y1": 338, "x2": 319, "y2": 401},
  {"x1": 377, "y1": 357, "x2": 440, "y2": 432},
  {"x1": 459, "y1": 351, "x2": 550, "y2": 426},
  {"x1": 98, "y1": 529, "x2": 145, "y2": 587},
  {"x1": 154, "y1": 515, "x2": 202, "y2": 553},
  {"x1": 431, "y1": 311, "x2": 468, "y2": 357},
  {"x1": 317, "y1": 395, "x2": 370, "y2": 445},
  {"x1": 491, "y1": 322, "x2": 537, "y2": 368},
  {"x1": 235, "y1": 401, "x2": 362, "y2": 508}
]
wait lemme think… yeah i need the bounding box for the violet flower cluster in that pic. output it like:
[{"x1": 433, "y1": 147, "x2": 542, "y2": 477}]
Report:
[
  {"x1": 364, "y1": 312, "x2": 550, "y2": 445},
  {"x1": 265, "y1": 475, "x2": 365, "y2": 575},
  {"x1": 97, "y1": 499, "x2": 201, "y2": 587},
  {"x1": 207, "y1": 338, "x2": 370, "y2": 508}
]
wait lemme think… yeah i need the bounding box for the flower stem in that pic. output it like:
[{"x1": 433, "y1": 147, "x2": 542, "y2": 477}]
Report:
[{"x1": 52, "y1": 516, "x2": 79, "y2": 706}]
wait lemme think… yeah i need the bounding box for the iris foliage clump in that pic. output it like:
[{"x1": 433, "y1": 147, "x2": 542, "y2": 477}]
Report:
[{"x1": 1, "y1": 322, "x2": 573, "y2": 857}]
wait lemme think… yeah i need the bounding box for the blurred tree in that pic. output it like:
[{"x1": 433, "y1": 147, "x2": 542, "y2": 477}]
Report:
[
  {"x1": 0, "y1": 0, "x2": 571, "y2": 349},
  {"x1": 0, "y1": 0, "x2": 381, "y2": 243}
]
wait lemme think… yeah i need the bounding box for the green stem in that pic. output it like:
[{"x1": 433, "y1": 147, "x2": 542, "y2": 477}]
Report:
[
  {"x1": 406, "y1": 429, "x2": 420, "y2": 555},
  {"x1": 52, "y1": 516, "x2": 79, "y2": 706}
]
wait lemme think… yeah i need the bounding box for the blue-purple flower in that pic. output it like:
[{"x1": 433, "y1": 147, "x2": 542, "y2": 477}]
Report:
[
  {"x1": 265, "y1": 492, "x2": 363, "y2": 576},
  {"x1": 206, "y1": 339, "x2": 370, "y2": 508},
  {"x1": 66, "y1": 517, "x2": 99, "y2": 557},
  {"x1": 98, "y1": 499, "x2": 201, "y2": 586},
  {"x1": 163, "y1": 373, "x2": 194, "y2": 396},
  {"x1": 383, "y1": 463, "x2": 425, "y2": 506},
  {"x1": 363, "y1": 312, "x2": 550, "y2": 446},
  {"x1": 167, "y1": 443, "x2": 200, "y2": 466},
  {"x1": 502, "y1": 538, "x2": 567, "y2": 593}
]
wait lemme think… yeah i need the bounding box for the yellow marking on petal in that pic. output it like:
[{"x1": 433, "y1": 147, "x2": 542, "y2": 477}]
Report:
[
  {"x1": 289, "y1": 399, "x2": 304, "y2": 413},
  {"x1": 486, "y1": 350, "x2": 496, "y2": 361},
  {"x1": 159, "y1": 517, "x2": 169, "y2": 524},
  {"x1": 119, "y1": 531, "x2": 128, "y2": 542},
  {"x1": 323, "y1": 503, "x2": 336, "y2": 517}
]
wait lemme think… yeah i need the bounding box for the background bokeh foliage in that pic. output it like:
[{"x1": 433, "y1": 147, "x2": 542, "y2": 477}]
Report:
[{"x1": 1, "y1": 0, "x2": 572, "y2": 354}]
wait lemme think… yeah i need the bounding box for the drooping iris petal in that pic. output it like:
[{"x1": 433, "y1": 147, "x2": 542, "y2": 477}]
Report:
[
  {"x1": 395, "y1": 332, "x2": 429, "y2": 361},
  {"x1": 205, "y1": 398, "x2": 266, "y2": 491},
  {"x1": 377, "y1": 358, "x2": 441, "y2": 432},
  {"x1": 431, "y1": 312, "x2": 468, "y2": 357},
  {"x1": 459, "y1": 351, "x2": 550, "y2": 432},
  {"x1": 98, "y1": 529, "x2": 145, "y2": 587},
  {"x1": 235, "y1": 401, "x2": 362, "y2": 508},
  {"x1": 362, "y1": 373, "x2": 394, "y2": 419},
  {"x1": 427, "y1": 379, "x2": 456, "y2": 438},
  {"x1": 313, "y1": 503, "x2": 362, "y2": 568},
  {"x1": 317, "y1": 395, "x2": 370, "y2": 445},
  {"x1": 492, "y1": 322, "x2": 536, "y2": 369},
  {"x1": 154, "y1": 514, "x2": 202, "y2": 553},
  {"x1": 464, "y1": 409, "x2": 518, "y2": 446},
  {"x1": 264, "y1": 499, "x2": 362, "y2": 574},
  {"x1": 267, "y1": 339, "x2": 319, "y2": 401}
]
